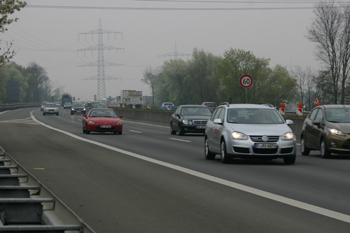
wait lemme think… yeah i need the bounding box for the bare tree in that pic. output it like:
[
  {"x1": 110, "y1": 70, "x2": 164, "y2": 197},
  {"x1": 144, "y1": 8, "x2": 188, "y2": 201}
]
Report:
[
  {"x1": 307, "y1": 0, "x2": 350, "y2": 104},
  {"x1": 291, "y1": 66, "x2": 315, "y2": 110}
]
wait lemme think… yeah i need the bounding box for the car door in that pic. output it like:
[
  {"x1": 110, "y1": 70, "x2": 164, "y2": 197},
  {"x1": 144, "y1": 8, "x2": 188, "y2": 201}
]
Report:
[
  {"x1": 303, "y1": 108, "x2": 318, "y2": 148},
  {"x1": 308, "y1": 108, "x2": 325, "y2": 149},
  {"x1": 171, "y1": 106, "x2": 182, "y2": 131},
  {"x1": 211, "y1": 108, "x2": 226, "y2": 152}
]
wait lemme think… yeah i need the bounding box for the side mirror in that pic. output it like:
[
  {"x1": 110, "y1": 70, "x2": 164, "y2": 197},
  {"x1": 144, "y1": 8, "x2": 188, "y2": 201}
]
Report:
[
  {"x1": 213, "y1": 118, "x2": 223, "y2": 124},
  {"x1": 285, "y1": 119, "x2": 294, "y2": 125},
  {"x1": 119, "y1": 115, "x2": 123, "y2": 119},
  {"x1": 312, "y1": 120, "x2": 321, "y2": 127},
  {"x1": 83, "y1": 114, "x2": 87, "y2": 118}
]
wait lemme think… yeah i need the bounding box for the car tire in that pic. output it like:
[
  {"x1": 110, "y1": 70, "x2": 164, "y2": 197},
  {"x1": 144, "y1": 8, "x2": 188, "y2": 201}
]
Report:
[
  {"x1": 118, "y1": 131, "x2": 123, "y2": 135},
  {"x1": 220, "y1": 140, "x2": 231, "y2": 164},
  {"x1": 300, "y1": 136, "x2": 310, "y2": 156},
  {"x1": 71, "y1": 112, "x2": 73, "y2": 115},
  {"x1": 43, "y1": 112, "x2": 45, "y2": 116},
  {"x1": 320, "y1": 139, "x2": 330, "y2": 158},
  {"x1": 205, "y1": 137, "x2": 216, "y2": 160},
  {"x1": 283, "y1": 154, "x2": 296, "y2": 165},
  {"x1": 56, "y1": 113, "x2": 59, "y2": 116},
  {"x1": 179, "y1": 125, "x2": 185, "y2": 136},
  {"x1": 170, "y1": 123, "x2": 176, "y2": 135},
  {"x1": 83, "y1": 127, "x2": 86, "y2": 134},
  {"x1": 86, "y1": 130, "x2": 90, "y2": 134}
]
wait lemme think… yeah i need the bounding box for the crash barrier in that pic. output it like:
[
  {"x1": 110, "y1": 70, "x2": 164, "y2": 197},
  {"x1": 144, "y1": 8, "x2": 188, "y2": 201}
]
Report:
[
  {"x1": 0, "y1": 103, "x2": 40, "y2": 112},
  {"x1": 112, "y1": 108, "x2": 305, "y2": 142},
  {"x1": 0, "y1": 147, "x2": 96, "y2": 233}
]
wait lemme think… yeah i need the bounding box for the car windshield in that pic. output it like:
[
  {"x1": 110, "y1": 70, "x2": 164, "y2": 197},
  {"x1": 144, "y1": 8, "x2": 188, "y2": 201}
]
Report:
[
  {"x1": 227, "y1": 108, "x2": 284, "y2": 124},
  {"x1": 163, "y1": 103, "x2": 173, "y2": 106},
  {"x1": 89, "y1": 110, "x2": 117, "y2": 117},
  {"x1": 181, "y1": 107, "x2": 211, "y2": 116},
  {"x1": 46, "y1": 104, "x2": 57, "y2": 108},
  {"x1": 325, "y1": 108, "x2": 350, "y2": 123},
  {"x1": 73, "y1": 103, "x2": 84, "y2": 107},
  {"x1": 93, "y1": 104, "x2": 106, "y2": 108}
]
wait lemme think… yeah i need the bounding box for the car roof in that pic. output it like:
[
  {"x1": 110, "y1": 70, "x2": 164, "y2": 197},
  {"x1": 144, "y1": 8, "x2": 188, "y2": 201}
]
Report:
[
  {"x1": 319, "y1": 105, "x2": 350, "y2": 109},
  {"x1": 180, "y1": 105, "x2": 207, "y2": 107}
]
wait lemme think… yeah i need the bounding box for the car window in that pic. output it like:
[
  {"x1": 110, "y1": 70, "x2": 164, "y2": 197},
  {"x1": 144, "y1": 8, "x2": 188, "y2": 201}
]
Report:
[
  {"x1": 175, "y1": 107, "x2": 181, "y2": 114},
  {"x1": 181, "y1": 107, "x2": 211, "y2": 116},
  {"x1": 211, "y1": 108, "x2": 222, "y2": 120},
  {"x1": 204, "y1": 103, "x2": 216, "y2": 107},
  {"x1": 314, "y1": 109, "x2": 324, "y2": 122},
  {"x1": 325, "y1": 108, "x2": 350, "y2": 123},
  {"x1": 90, "y1": 110, "x2": 117, "y2": 117},
  {"x1": 218, "y1": 107, "x2": 225, "y2": 121},
  {"x1": 309, "y1": 108, "x2": 319, "y2": 120},
  {"x1": 227, "y1": 108, "x2": 284, "y2": 124},
  {"x1": 46, "y1": 104, "x2": 57, "y2": 107}
]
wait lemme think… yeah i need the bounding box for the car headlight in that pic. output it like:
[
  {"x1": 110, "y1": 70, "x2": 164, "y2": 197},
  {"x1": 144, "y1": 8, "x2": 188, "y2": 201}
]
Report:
[
  {"x1": 281, "y1": 132, "x2": 295, "y2": 140},
  {"x1": 113, "y1": 122, "x2": 122, "y2": 125},
  {"x1": 72, "y1": 108, "x2": 75, "y2": 110},
  {"x1": 328, "y1": 128, "x2": 346, "y2": 136},
  {"x1": 231, "y1": 131, "x2": 248, "y2": 140},
  {"x1": 183, "y1": 120, "x2": 188, "y2": 124},
  {"x1": 89, "y1": 121, "x2": 97, "y2": 124}
]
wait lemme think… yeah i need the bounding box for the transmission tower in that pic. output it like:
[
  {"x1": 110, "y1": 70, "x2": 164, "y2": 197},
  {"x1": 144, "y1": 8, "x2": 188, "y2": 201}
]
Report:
[
  {"x1": 77, "y1": 18, "x2": 124, "y2": 100},
  {"x1": 158, "y1": 42, "x2": 191, "y2": 60}
]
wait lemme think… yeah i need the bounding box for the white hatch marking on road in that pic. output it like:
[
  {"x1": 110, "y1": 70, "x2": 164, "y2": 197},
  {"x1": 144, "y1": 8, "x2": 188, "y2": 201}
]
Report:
[
  {"x1": 0, "y1": 111, "x2": 10, "y2": 115},
  {"x1": 169, "y1": 138, "x2": 191, "y2": 143},
  {"x1": 129, "y1": 130, "x2": 141, "y2": 134},
  {"x1": 30, "y1": 110, "x2": 350, "y2": 224}
]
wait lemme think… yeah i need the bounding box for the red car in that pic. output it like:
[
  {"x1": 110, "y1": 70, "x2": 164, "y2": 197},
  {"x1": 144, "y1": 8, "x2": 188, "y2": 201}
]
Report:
[{"x1": 83, "y1": 108, "x2": 123, "y2": 135}]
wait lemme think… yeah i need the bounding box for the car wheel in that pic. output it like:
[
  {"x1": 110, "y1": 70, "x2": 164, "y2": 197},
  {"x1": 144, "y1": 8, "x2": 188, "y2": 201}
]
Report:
[
  {"x1": 43, "y1": 112, "x2": 45, "y2": 116},
  {"x1": 118, "y1": 131, "x2": 123, "y2": 135},
  {"x1": 205, "y1": 137, "x2": 216, "y2": 160},
  {"x1": 300, "y1": 136, "x2": 310, "y2": 156},
  {"x1": 170, "y1": 123, "x2": 176, "y2": 135},
  {"x1": 320, "y1": 139, "x2": 330, "y2": 158},
  {"x1": 178, "y1": 125, "x2": 185, "y2": 136},
  {"x1": 283, "y1": 154, "x2": 296, "y2": 165},
  {"x1": 220, "y1": 140, "x2": 231, "y2": 164},
  {"x1": 71, "y1": 112, "x2": 73, "y2": 115},
  {"x1": 86, "y1": 130, "x2": 90, "y2": 134},
  {"x1": 56, "y1": 113, "x2": 59, "y2": 116},
  {"x1": 83, "y1": 127, "x2": 86, "y2": 134}
]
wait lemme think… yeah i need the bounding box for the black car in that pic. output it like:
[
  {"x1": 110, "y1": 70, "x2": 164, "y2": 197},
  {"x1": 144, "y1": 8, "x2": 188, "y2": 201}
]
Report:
[
  {"x1": 201, "y1": 102, "x2": 217, "y2": 112},
  {"x1": 71, "y1": 103, "x2": 86, "y2": 115},
  {"x1": 170, "y1": 105, "x2": 212, "y2": 136}
]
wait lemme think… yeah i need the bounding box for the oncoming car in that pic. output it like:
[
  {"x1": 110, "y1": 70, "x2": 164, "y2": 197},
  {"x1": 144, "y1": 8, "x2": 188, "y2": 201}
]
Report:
[
  {"x1": 204, "y1": 103, "x2": 296, "y2": 164},
  {"x1": 43, "y1": 103, "x2": 59, "y2": 116},
  {"x1": 82, "y1": 108, "x2": 123, "y2": 135},
  {"x1": 300, "y1": 105, "x2": 350, "y2": 158}
]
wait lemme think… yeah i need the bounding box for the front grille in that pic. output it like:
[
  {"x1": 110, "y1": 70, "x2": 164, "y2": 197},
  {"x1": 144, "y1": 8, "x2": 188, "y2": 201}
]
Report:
[
  {"x1": 280, "y1": 148, "x2": 294, "y2": 154},
  {"x1": 253, "y1": 148, "x2": 278, "y2": 154},
  {"x1": 193, "y1": 120, "x2": 207, "y2": 125},
  {"x1": 342, "y1": 140, "x2": 350, "y2": 149},
  {"x1": 233, "y1": 147, "x2": 250, "y2": 153},
  {"x1": 250, "y1": 135, "x2": 279, "y2": 142}
]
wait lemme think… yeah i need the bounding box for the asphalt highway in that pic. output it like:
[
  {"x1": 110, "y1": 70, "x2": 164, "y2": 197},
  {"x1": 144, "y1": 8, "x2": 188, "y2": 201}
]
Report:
[{"x1": 0, "y1": 107, "x2": 349, "y2": 232}]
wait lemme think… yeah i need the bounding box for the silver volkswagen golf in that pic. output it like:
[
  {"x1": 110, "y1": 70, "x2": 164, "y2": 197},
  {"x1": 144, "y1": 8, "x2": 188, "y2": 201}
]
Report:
[{"x1": 205, "y1": 103, "x2": 296, "y2": 164}]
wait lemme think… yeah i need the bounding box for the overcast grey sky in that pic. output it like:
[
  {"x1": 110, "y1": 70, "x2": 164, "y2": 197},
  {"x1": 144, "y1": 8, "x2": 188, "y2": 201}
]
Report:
[{"x1": 4, "y1": 0, "x2": 344, "y2": 101}]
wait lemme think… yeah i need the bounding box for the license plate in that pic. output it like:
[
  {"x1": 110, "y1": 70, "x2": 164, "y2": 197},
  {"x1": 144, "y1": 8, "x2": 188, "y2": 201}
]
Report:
[
  {"x1": 255, "y1": 143, "x2": 277, "y2": 148},
  {"x1": 100, "y1": 125, "x2": 111, "y2": 128},
  {"x1": 196, "y1": 126, "x2": 206, "y2": 129}
]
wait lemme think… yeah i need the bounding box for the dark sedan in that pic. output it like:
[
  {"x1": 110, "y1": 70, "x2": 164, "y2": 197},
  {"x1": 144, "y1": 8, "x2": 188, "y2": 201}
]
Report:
[
  {"x1": 170, "y1": 105, "x2": 212, "y2": 136},
  {"x1": 71, "y1": 103, "x2": 86, "y2": 115}
]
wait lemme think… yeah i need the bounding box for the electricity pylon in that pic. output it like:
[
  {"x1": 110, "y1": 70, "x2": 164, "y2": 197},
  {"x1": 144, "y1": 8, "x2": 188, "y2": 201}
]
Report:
[
  {"x1": 78, "y1": 18, "x2": 124, "y2": 100},
  {"x1": 158, "y1": 42, "x2": 191, "y2": 60}
]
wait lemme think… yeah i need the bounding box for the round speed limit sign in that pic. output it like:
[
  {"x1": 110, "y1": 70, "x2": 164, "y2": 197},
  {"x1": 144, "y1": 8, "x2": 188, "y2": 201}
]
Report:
[{"x1": 240, "y1": 75, "x2": 253, "y2": 88}]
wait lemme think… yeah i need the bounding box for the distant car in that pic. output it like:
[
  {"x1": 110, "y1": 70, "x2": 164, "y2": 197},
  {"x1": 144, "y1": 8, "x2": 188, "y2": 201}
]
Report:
[
  {"x1": 202, "y1": 102, "x2": 217, "y2": 112},
  {"x1": 170, "y1": 105, "x2": 212, "y2": 136},
  {"x1": 43, "y1": 103, "x2": 59, "y2": 116},
  {"x1": 71, "y1": 103, "x2": 86, "y2": 115},
  {"x1": 63, "y1": 102, "x2": 72, "y2": 109},
  {"x1": 300, "y1": 105, "x2": 350, "y2": 158},
  {"x1": 204, "y1": 103, "x2": 296, "y2": 164},
  {"x1": 83, "y1": 108, "x2": 123, "y2": 135},
  {"x1": 160, "y1": 102, "x2": 175, "y2": 110}
]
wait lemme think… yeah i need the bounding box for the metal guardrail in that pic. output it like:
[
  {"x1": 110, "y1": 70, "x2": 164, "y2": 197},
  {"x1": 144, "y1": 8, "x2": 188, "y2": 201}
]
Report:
[
  {"x1": 0, "y1": 103, "x2": 41, "y2": 112},
  {"x1": 0, "y1": 146, "x2": 96, "y2": 233}
]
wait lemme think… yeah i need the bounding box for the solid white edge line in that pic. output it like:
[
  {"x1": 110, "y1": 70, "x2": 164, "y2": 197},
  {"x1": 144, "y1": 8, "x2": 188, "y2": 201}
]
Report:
[{"x1": 30, "y1": 111, "x2": 350, "y2": 224}]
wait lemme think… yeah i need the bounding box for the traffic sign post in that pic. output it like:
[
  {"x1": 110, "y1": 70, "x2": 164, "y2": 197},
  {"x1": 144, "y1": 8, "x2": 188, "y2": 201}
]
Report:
[
  {"x1": 312, "y1": 96, "x2": 321, "y2": 105},
  {"x1": 240, "y1": 75, "x2": 253, "y2": 103}
]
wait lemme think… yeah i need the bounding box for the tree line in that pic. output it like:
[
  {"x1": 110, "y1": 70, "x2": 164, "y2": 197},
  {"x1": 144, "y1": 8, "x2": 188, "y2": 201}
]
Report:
[
  {"x1": 143, "y1": 1, "x2": 350, "y2": 110},
  {"x1": 0, "y1": 62, "x2": 61, "y2": 104}
]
